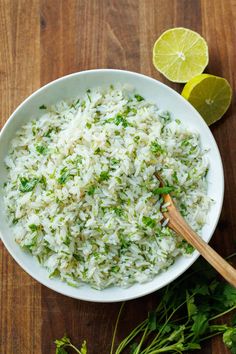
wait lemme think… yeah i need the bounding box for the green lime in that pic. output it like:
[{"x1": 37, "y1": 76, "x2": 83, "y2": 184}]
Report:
[
  {"x1": 182, "y1": 74, "x2": 232, "y2": 125},
  {"x1": 153, "y1": 27, "x2": 209, "y2": 83}
]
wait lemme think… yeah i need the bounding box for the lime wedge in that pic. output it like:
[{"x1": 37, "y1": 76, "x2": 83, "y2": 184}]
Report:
[
  {"x1": 153, "y1": 28, "x2": 209, "y2": 83},
  {"x1": 182, "y1": 74, "x2": 232, "y2": 125}
]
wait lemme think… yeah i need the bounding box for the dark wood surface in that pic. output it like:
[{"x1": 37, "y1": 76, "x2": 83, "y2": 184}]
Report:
[{"x1": 0, "y1": 1, "x2": 236, "y2": 353}]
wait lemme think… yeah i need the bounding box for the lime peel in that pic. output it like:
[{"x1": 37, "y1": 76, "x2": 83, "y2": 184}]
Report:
[{"x1": 181, "y1": 74, "x2": 232, "y2": 125}]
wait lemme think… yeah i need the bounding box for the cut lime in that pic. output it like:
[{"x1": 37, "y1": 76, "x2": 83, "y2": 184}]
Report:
[
  {"x1": 182, "y1": 74, "x2": 232, "y2": 125},
  {"x1": 153, "y1": 28, "x2": 209, "y2": 83}
]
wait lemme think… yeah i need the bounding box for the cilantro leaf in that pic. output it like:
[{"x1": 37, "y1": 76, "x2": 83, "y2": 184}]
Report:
[
  {"x1": 87, "y1": 186, "x2": 96, "y2": 196},
  {"x1": 57, "y1": 167, "x2": 71, "y2": 185},
  {"x1": 150, "y1": 141, "x2": 164, "y2": 154},
  {"x1": 19, "y1": 177, "x2": 39, "y2": 192},
  {"x1": 99, "y1": 171, "x2": 110, "y2": 182},
  {"x1": 35, "y1": 144, "x2": 48, "y2": 155},
  {"x1": 80, "y1": 341, "x2": 87, "y2": 354},
  {"x1": 39, "y1": 104, "x2": 47, "y2": 109},
  {"x1": 134, "y1": 94, "x2": 144, "y2": 101},
  {"x1": 55, "y1": 335, "x2": 71, "y2": 348},
  {"x1": 153, "y1": 186, "x2": 174, "y2": 195},
  {"x1": 114, "y1": 114, "x2": 129, "y2": 127},
  {"x1": 29, "y1": 224, "x2": 38, "y2": 232},
  {"x1": 186, "y1": 291, "x2": 198, "y2": 319},
  {"x1": 222, "y1": 284, "x2": 236, "y2": 307},
  {"x1": 142, "y1": 216, "x2": 156, "y2": 228},
  {"x1": 148, "y1": 311, "x2": 157, "y2": 331},
  {"x1": 223, "y1": 327, "x2": 236, "y2": 352},
  {"x1": 56, "y1": 348, "x2": 68, "y2": 354},
  {"x1": 191, "y1": 312, "x2": 209, "y2": 340}
]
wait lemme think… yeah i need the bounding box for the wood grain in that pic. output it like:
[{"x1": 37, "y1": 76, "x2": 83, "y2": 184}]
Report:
[{"x1": 0, "y1": 1, "x2": 235, "y2": 353}]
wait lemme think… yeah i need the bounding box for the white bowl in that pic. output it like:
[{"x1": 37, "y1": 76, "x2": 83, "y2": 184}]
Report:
[{"x1": 0, "y1": 69, "x2": 224, "y2": 302}]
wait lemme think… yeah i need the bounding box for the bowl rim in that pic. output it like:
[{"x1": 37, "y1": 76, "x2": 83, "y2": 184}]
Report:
[{"x1": 0, "y1": 69, "x2": 224, "y2": 302}]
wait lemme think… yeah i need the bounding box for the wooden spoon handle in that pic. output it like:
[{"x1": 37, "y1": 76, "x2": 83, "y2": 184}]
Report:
[{"x1": 168, "y1": 212, "x2": 236, "y2": 288}]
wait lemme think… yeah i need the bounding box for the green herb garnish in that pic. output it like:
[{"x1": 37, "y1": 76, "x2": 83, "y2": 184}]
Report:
[
  {"x1": 86, "y1": 89, "x2": 91, "y2": 102},
  {"x1": 113, "y1": 207, "x2": 123, "y2": 216},
  {"x1": 111, "y1": 257, "x2": 236, "y2": 354},
  {"x1": 110, "y1": 158, "x2": 119, "y2": 165},
  {"x1": 57, "y1": 167, "x2": 71, "y2": 185},
  {"x1": 39, "y1": 104, "x2": 47, "y2": 110},
  {"x1": 134, "y1": 94, "x2": 144, "y2": 102},
  {"x1": 19, "y1": 177, "x2": 39, "y2": 192},
  {"x1": 35, "y1": 144, "x2": 48, "y2": 155},
  {"x1": 29, "y1": 224, "x2": 38, "y2": 232},
  {"x1": 142, "y1": 216, "x2": 156, "y2": 228},
  {"x1": 87, "y1": 186, "x2": 96, "y2": 196},
  {"x1": 150, "y1": 141, "x2": 164, "y2": 154},
  {"x1": 55, "y1": 335, "x2": 87, "y2": 354},
  {"x1": 153, "y1": 186, "x2": 175, "y2": 195},
  {"x1": 114, "y1": 114, "x2": 129, "y2": 127},
  {"x1": 99, "y1": 171, "x2": 110, "y2": 182},
  {"x1": 44, "y1": 128, "x2": 53, "y2": 138},
  {"x1": 54, "y1": 256, "x2": 236, "y2": 354}
]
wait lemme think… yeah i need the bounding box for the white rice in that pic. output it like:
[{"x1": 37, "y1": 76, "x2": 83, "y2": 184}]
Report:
[{"x1": 3, "y1": 85, "x2": 211, "y2": 289}]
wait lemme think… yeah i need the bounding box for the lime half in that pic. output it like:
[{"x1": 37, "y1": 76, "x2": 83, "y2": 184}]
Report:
[
  {"x1": 153, "y1": 28, "x2": 209, "y2": 83},
  {"x1": 182, "y1": 74, "x2": 232, "y2": 125}
]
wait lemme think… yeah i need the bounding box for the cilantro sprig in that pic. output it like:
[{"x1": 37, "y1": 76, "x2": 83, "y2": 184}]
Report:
[
  {"x1": 54, "y1": 256, "x2": 236, "y2": 354},
  {"x1": 55, "y1": 335, "x2": 87, "y2": 354},
  {"x1": 111, "y1": 258, "x2": 236, "y2": 354}
]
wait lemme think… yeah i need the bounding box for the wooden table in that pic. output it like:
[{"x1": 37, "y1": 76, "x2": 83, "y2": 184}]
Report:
[{"x1": 0, "y1": 1, "x2": 235, "y2": 353}]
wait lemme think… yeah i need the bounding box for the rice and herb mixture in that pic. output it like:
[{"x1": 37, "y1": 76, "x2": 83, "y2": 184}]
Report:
[{"x1": 3, "y1": 85, "x2": 211, "y2": 289}]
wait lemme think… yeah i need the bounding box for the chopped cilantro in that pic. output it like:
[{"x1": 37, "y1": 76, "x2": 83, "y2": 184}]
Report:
[
  {"x1": 159, "y1": 111, "x2": 171, "y2": 122},
  {"x1": 57, "y1": 167, "x2": 71, "y2": 185},
  {"x1": 134, "y1": 94, "x2": 144, "y2": 102},
  {"x1": 153, "y1": 186, "x2": 174, "y2": 195},
  {"x1": 81, "y1": 101, "x2": 86, "y2": 109},
  {"x1": 12, "y1": 218, "x2": 19, "y2": 225},
  {"x1": 87, "y1": 186, "x2": 96, "y2": 196},
  {"x1": 29, "y1": 224, "x2": 38, "y2": 232},
  {"x1": 99, "y1": 171, "x2": 110, "y2": 182},
  {"x1": 150, "y1": 141, "x2": 164, "y2": 154},
  {"x1": 110, "y1": 158, "x2": 119, "y2": 165},
  {"x1": 115, "y1": 177, "x2": 122, "y2": 184},
  {"x1": 94, "y1": 147, "x2": 104, "y2": 155},
  {"x1": 74, "y1": 98, "x2": 80, "y2": 106},
  {"x1": 73, "y1": 253, "x2": 83, "y2": 261},
  {"x1": 19, "y1": 177, "x2": 39, "y2": 192},
  {"x1": 86, "y1": 89, "x2": 91, "y2": 102},
  {"x1": 123, "y1": 106, "x2": 131, "y2": 116},
  {"x1": 44, "y1": 128, "x2": 53, "y2": 138},
  {"x1": 39, "y1": 104, "x2": 47, "y2": 110},
  {"x1": 114, "y1": 114, "x2": 129, "y2": 127},
  {"x1": 35, "y1": 144, "x2": 47, "y2": 155},
  {"x1": 40, "y1": 175, "x2": 47, "y2": 190},
  {"x1": 113, "y1": 207, "x2": 123, "y2": 216},
  {"x1": 86, "y1": 122, "x2": 92, "y2": 129},
  {"x1": 173, "y1": 171, "x2": 178, "y2": 183},
  {"x1": 142, "y1": 216, "x2": 156, "y2": 228}
]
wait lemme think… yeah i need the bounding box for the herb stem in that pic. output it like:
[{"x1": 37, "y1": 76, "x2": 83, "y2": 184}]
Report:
[
  {"x1": 115, "y1": 321, "x2": 148, "y2": 353},
  {"x1": 210, "y1": 305, "x2": 236, "y2": 321},
  {"x1": 68, "y1": 343, "x2": 81, "y2": 354},
  {"x1": 110, "y1": 302, "x2": 125, "y2": 354},
  {"x1": 134, "y1": 326, "x2": 149, "y2": 354}
]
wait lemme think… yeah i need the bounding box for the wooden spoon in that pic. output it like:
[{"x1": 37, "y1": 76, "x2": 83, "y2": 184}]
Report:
[{"x1": 154, "y1": 172, "x2": 236, "y2": 288}]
